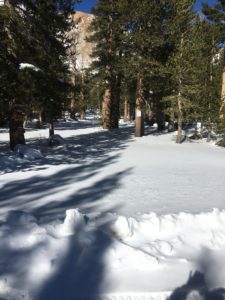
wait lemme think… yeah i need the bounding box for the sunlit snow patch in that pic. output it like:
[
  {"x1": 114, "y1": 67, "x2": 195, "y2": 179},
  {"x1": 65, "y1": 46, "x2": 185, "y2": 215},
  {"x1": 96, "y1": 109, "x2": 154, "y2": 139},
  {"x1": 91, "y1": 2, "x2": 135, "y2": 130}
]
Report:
[
  {"x1": 57, "y1": 209, "x2": 88, "y2": 236},
  {"x1": 19, "y1": 63, "x2": 40, "y2": 72}
]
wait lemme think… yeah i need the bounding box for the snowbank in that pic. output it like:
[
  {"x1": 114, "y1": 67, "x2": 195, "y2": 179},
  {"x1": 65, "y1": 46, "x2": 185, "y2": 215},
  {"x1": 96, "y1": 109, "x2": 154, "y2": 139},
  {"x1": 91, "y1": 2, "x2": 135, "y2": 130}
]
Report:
[{"x1": 1, "y1": 209, "x2": 225, "y2": 299}]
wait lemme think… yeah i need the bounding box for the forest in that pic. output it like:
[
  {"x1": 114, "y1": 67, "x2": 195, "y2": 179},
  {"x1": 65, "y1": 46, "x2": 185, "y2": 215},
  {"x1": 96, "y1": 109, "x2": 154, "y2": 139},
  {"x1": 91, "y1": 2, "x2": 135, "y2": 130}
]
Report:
[
  {"x1": 1, "y1": 0, "x2": 225, "y2": 148},
  {"x1": 2, "y1": 1, "x2": 225, "y2": 298}
]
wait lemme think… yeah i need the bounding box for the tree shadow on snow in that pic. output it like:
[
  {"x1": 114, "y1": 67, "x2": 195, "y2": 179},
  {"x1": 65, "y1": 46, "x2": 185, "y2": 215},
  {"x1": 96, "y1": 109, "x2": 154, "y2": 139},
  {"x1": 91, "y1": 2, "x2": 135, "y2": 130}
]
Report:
[
  {"x1": 0, "y1": 153, "x2": 132, "y2": 222},
  {"x1": 0, "y1": 124, "x2": 134, "y2": 174},
  {"x1": 0, "y1": 123, "x2": 134, "y2": 298},
  {"x1": 0, "y1": 154, "x2": 132, "y2": 298},
  {"x1": 169, "y1": 271, "x2": 225, "y2": 300},
  {"x1": 35, "y1": 216, "x2": 115, "y2": 299}
]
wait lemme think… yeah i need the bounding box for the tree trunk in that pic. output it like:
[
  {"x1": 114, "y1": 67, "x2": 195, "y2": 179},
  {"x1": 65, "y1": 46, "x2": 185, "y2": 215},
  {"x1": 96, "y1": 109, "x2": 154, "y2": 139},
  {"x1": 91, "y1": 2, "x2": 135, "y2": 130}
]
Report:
[
  {"x1": 124, "y1": 97, "x2": 128, "y2": 122},
  {"x1": 207, "y1": 103, "x2": 212, "y2": 142},
  {"x1": 207, "y1": 31, "x2": 216, "y2": 141},
  {"x1": 70, "y1": 70, "x2": 76, "y2": 119},
  {"x1": 220, "y1": 48, "x2": 225, "y2": 118},
  {"x1": 37, "y1": 110, "x2": 43, "y2": 128},
  {"x1": 127, "y1": 102, "x2": 131, "y2": 121},
  {"x1": 49, "y1": 119, "x2": 54, "y2": 137},
  {"x1": 80, "y1": 110, "x2": 85, "y2": 120},
  {"x1": 23, "y1": 115, "x2": 27, "y2": 128},
  {"x1": 102, "y1": 83, "x2": 112, "y2": 129},
  {"x1": 70, "y1": 98, "x2": 76, "y2": 119},
  {"x1": 135, "y1": 77, "x2": 144, "y2": 137},
  {"x1": 176, "y1": 91, "x2": 183, "y2": 144},
  {"x1": 9, "y1": 109, "x2": 25, "y2": 151},
  {"x1": 176, "y1": 34, "x2": 184, "y2": 144},
  {"x1": 79, "y1": 72, "x2": 85, "y2": 120},
  {"x1": 220, "y1": 66, "x2": 225, "y2": 114},
  {"x1": 110, "y1": 75, "x2": 121, "y2": 129},
  {"x1": 156, "y1": 107, "x2": 165, "y2": 131}
]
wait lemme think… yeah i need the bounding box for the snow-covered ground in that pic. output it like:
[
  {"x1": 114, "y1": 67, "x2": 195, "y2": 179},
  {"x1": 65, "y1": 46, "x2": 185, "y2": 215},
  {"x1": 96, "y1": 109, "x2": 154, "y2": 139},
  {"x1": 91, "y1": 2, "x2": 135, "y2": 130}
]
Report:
[{"x1": 1, "y1": 119, "x2": 225, "y2": 300}]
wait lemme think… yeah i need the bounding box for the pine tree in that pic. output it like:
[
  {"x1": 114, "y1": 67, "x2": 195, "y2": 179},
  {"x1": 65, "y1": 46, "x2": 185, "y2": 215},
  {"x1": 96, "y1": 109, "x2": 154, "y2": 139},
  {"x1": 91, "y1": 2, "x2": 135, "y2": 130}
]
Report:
[
  {"x1": 116, "y1": 0, "x2": 174, "y2": 136},
  {"x1": 190, "y1": 17, "x2": 221, "y2": 140},
  {"x1": 165, "y1": 0, "x2": 196, "y2": 143},
  {"x1": 1, "y1": 0, "x2": 78, "y2": 148},
  {"x1": 0, "y1": 0, "x2": 29, "y2": 149},
  {"x1": 23, "y1": 0, "x2": 76, "y2": 136},
  {"x1": 202, "y1": 0, "x2": 225, "y2": 133},
  {"x1": 89, "y1": 0, "x2": 123, "y2": 130}
]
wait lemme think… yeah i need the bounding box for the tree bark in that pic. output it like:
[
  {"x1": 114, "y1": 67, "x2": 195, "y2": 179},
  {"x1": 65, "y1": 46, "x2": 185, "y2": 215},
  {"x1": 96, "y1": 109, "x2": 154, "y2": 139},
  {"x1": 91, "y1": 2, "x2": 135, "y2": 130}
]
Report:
[
  {"x1": 9, "y1": 108, "x2": 25, "y2": 150},
  {"x1": 80, "y1": 110, "x2": 85, "y2": 120},
  {"x1": 176, "y1": 35, "x2": 184, "y2": 144},
  {"x1": 220, "y1": 47, "x2": 225, "y2": 118},
  {"x1": 156, "y1": 107, "x2": 165, "y2": 131},
  {"x1": 111, "y1": 74, "x2": 121, "y2": 129},
  {"x1": 49, "y1": 119, "x2": 54, "y2": 137},
  {"x1": 102, "y1": 80, "x2": 112, "y2": 129},
  {"x1": 102, "y1": 7, "x2": 117, "y2": 130},
  {"x1": 176, "y1": 90, "x2": 183, "y2": 144},
  {"x1": 79, "y1": 72, "x2": 85, "y2": 120},
  {"x1": 135, "y1": 77, "x2": 144, "y2": 137},
  {"x1": 37, "y1": 110, "x2": 43, "y2": 128},
  {"x1": 124, "y1": 97, "x2": 128, "y2": 122}
]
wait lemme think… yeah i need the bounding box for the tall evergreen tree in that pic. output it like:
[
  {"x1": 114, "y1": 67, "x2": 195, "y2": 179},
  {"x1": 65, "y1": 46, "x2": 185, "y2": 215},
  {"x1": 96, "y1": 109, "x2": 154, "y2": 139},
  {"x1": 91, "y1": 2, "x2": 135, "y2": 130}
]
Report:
[
  {"x1": 202, "y1": 0, "x2": 225, "y2": 133},
  {"x1": 165, "y1": 0, "x2": 196, "y2": 143},
  {"x1": 89, "y1": 0, "x2": 124, "y2": 130},
  {"x1": 0, "y1": 0, "x2": 30, "y2": 149},
  {"x1": 116, "y1": 0, "x2": 174, "y2": 136},
  {"x1": 0, "y1": 0, "x2": 78, "y2": 148},
  {"x1": 192, "y1": 17, "x2": 221, "y2": 140},
  {"x1": 22, "y1": 0, "x2": 76, "y2": 136}
]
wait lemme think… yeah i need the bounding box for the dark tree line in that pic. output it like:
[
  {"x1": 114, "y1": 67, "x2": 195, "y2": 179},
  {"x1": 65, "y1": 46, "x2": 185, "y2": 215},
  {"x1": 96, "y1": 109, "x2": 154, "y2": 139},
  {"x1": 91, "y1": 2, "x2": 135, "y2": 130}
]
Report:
[
  {"x1": 0, "y1": 0, "x2": 78, "y2": 149},
  {"x1": 88, "y1": 0, "x2": 225, "y2": 142},
  {"x1": 1, "y1": 0, "x2": 225, "y2": 150}
]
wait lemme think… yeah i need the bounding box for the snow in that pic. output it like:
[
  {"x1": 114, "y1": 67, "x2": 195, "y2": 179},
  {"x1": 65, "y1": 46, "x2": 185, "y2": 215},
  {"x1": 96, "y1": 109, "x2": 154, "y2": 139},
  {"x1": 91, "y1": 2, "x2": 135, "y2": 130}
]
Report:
[
  {"x1": 19, "y1": 63, "x2": 40, "y2": 72},
  {"x1": 14, "y1": 144, "x2": 43, "y2": 160},
  {"x1": 1, "y1": 119, "x2": 225, "y2": 299}
]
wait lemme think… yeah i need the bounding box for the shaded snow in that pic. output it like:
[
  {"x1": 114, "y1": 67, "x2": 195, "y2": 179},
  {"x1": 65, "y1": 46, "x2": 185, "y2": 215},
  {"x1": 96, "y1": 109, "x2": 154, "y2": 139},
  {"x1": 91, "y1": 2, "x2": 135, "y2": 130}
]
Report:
[
  {"x1": 15, "y1": 144, "x2": 43, "y2": 160},
  {"x1": 1, "y1": 120, "x2": 225, "y2": 299}
]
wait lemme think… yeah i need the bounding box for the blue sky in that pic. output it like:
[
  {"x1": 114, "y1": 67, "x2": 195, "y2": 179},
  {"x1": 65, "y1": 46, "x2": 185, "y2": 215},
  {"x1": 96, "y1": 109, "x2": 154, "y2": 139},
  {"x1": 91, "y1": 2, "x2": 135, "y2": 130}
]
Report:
[
  {"x1": 75, "y1": 0, "x2": 98, "y2": 13},
  {"x1": 75, "y1": 0, "x2": 218, "y2": 13},
  {"x1": 194, "y1": 0, "x2": 217, "y2": 10}
]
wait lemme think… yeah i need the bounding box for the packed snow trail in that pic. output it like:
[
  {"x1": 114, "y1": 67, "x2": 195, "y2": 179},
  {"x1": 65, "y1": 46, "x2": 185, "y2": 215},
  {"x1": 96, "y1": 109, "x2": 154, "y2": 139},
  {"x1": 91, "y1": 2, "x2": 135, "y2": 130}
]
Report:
[{"x1": 0, "y1": 120, "x2": 225, "y2": 299}]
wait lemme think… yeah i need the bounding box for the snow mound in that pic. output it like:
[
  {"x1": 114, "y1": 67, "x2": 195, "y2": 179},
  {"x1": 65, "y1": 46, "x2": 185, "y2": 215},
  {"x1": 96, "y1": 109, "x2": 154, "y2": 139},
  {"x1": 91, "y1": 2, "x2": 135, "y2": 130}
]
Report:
[
  {"x1": 172, "y1": 130, "x2": 186, "y2": 142},
  {"x1": 59, "y1": 209, "x2": 88, "y2": 236},
  {"x1": 1, "y1": 209, "x2": 225, "y2": 298},
  {"x1": 110, "y1": 215, "x2": 138, "y2": 239},
  {"x1": 45, "y1": 209, "x2": 88, "y2": 237},
  {"x1": 14, "y1": 144, "x2": 43, "y2": 160},
  {"x1": 48, "y1": 134, "x2": 67, "y2": 146},
  {"x1": 110, "y1": 209, "x2": 225, "y2": 244}
]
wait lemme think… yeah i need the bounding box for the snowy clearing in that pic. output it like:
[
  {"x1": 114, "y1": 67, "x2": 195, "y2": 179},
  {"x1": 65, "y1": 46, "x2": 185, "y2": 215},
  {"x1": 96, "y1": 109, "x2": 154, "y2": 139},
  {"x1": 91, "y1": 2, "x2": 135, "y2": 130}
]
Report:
[{"x1": 1, "y1": 120, "x2": 225, "y2": 300}]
